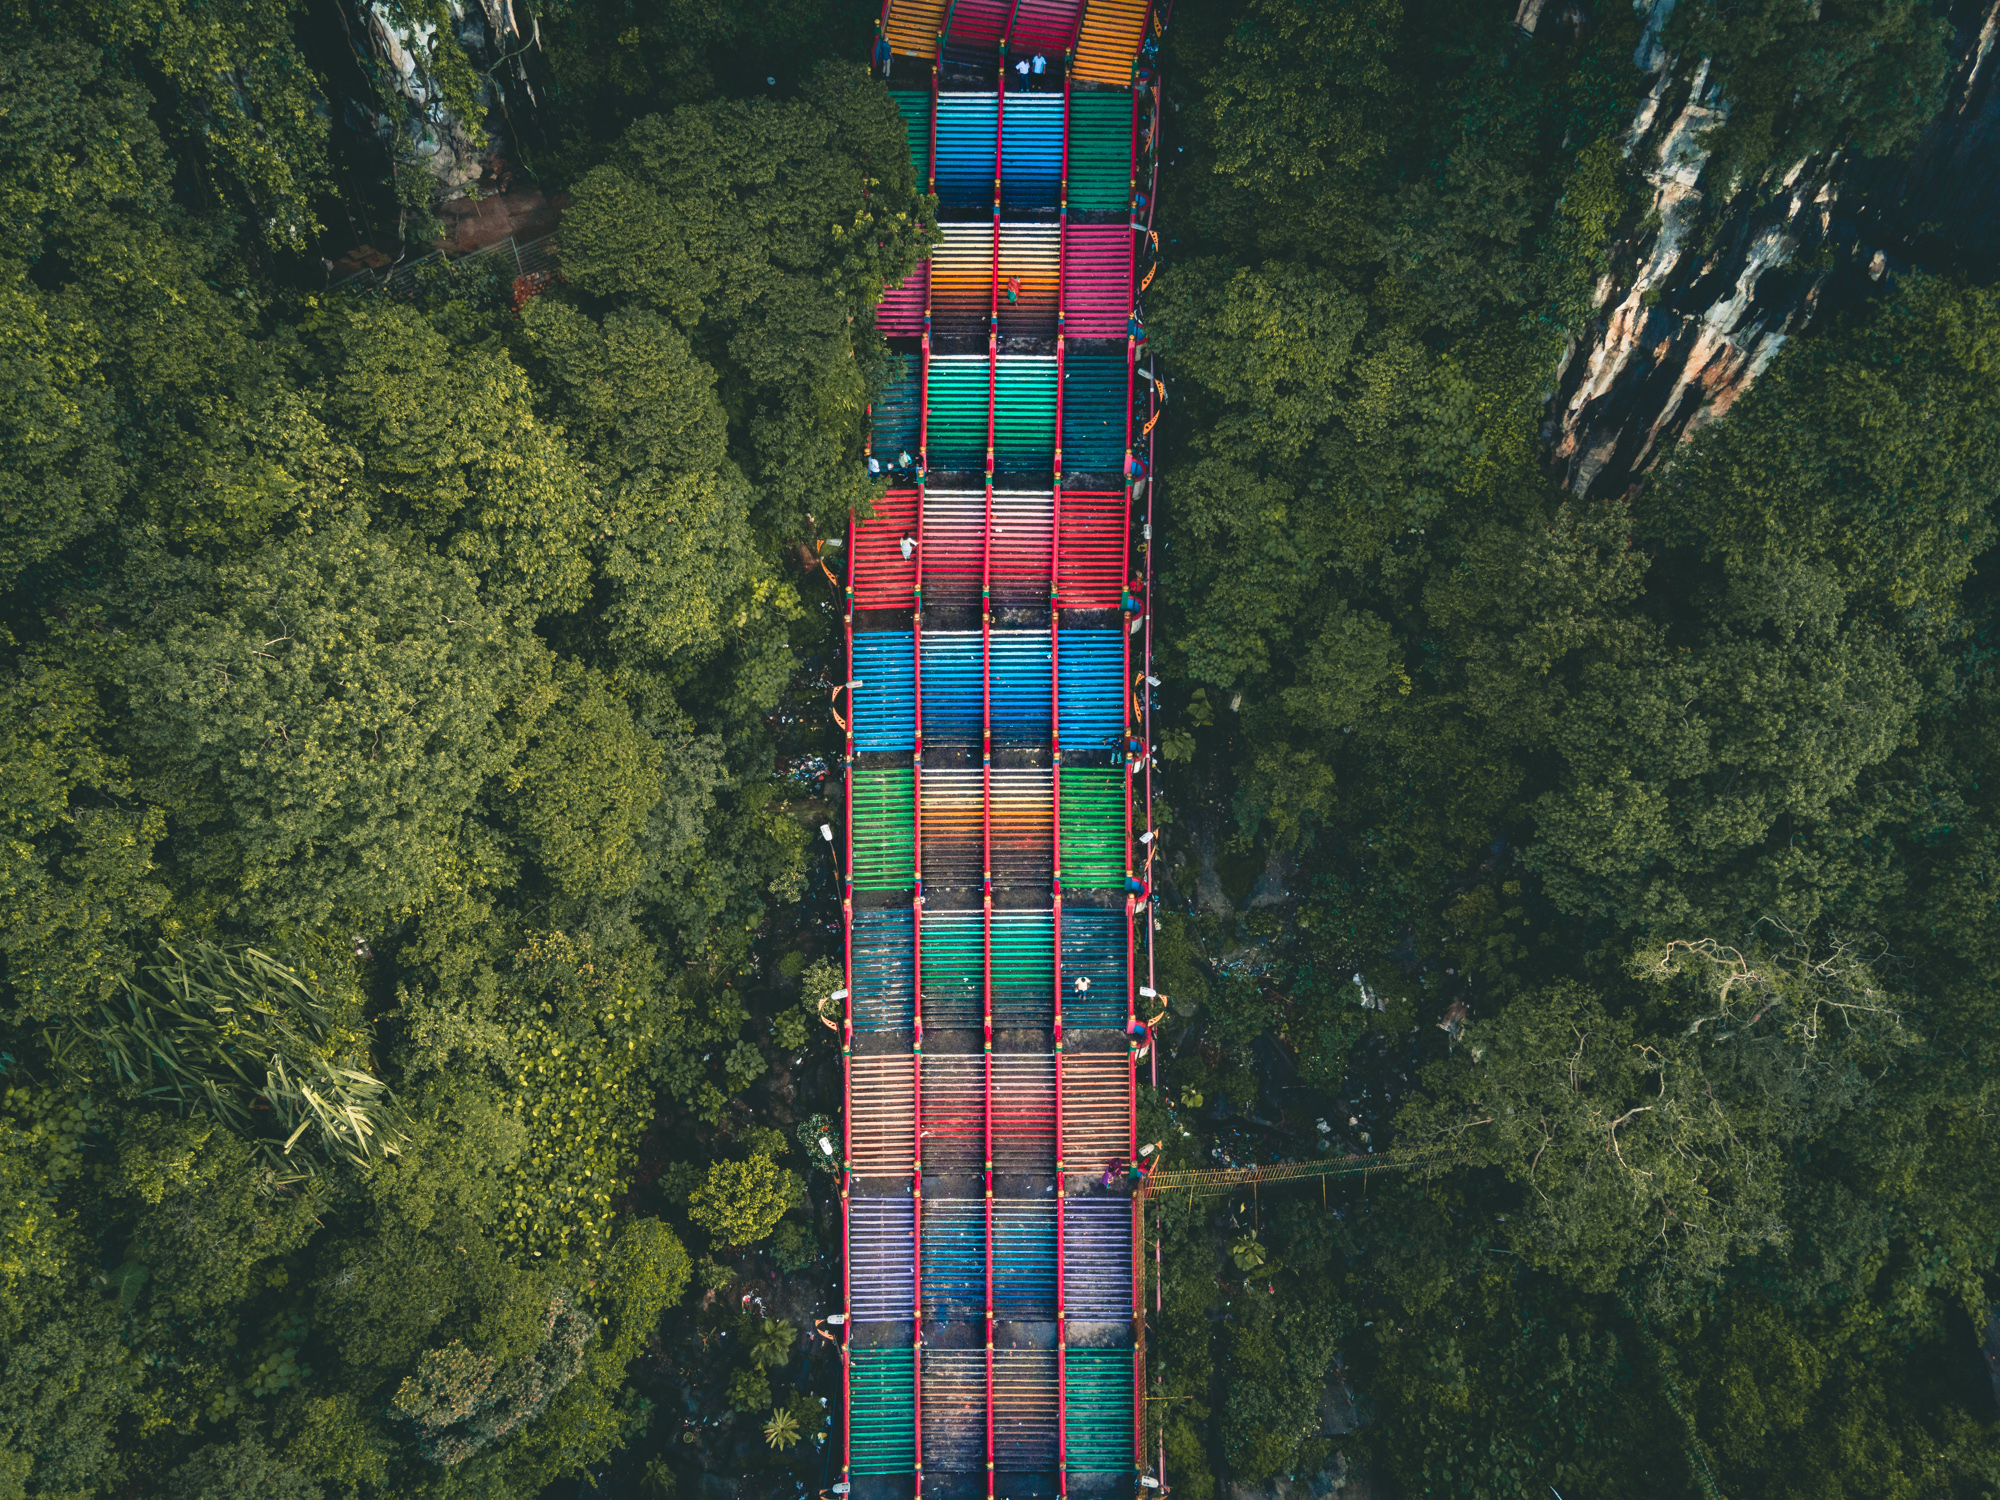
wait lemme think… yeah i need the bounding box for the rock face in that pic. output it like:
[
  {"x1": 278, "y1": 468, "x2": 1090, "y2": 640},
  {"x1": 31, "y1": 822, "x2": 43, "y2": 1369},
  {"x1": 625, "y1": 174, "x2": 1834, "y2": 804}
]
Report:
[
  {"x1": 1844, "y1": 1, "x2": 2000, "y2": 274},
  {"x1": 341, "y1": 0, "x2": 548, "y2": 219},
  {"x1": 1542, "y1": 0, "x2": 2000, "y2": 500}
]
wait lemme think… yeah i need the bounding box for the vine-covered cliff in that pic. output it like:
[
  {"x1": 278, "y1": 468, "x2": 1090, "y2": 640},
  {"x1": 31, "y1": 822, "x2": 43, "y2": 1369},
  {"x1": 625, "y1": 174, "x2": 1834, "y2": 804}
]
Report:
[{"x1": 1548, "y1": 0, "x2": 1999, "y2": 496}]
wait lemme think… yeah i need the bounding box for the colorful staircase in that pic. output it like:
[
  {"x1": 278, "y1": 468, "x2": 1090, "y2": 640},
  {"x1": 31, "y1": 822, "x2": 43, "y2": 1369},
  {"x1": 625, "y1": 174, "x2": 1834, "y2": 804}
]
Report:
[
  {"x1": 844, "y1": 17, "x2": 1164, "y2": 1496},
  {"x1": 882, "y1": 0, "x2": 951, "y2": 60},
  {"x1": 1073, "y1": 0, "x2": 1151, "y2": 85}
]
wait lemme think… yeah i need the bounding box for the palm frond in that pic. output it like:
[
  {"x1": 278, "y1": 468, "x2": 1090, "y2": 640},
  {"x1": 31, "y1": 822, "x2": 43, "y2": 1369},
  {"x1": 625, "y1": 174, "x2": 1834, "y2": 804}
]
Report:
[{"x1": 47, "y1": 939, "x2": 409, "y2": 1178}]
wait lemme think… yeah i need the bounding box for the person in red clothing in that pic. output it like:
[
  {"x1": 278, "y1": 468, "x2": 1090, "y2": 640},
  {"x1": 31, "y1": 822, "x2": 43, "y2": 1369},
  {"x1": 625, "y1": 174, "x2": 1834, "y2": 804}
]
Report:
[{"x1": 1118, "y1": 1144, "x2": 1165, "y2": 1189}]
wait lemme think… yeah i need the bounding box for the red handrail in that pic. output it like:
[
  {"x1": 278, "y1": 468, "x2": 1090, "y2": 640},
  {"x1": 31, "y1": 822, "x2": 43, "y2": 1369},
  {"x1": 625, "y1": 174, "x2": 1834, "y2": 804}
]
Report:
[
  {"x1": 914, "y1": 1053, "x2": 926, "y2": 1498},
  {"x1": 980, "y1": 457, "x2": 998, "y2": 1500},
  {"x1": 1051, "y1": 57, "x2": 1073, "y2": 1500},
  {"x1": 1000, "y1": 0, "x2": 1024, "y2": 55},
  {"x1": 983, "y1": 53, "x2": 1005, "y2": 1500},
  {"x1": 912, "y1": 152, "x2": 934, "y2": 1494},
  {"x1": 841, "y1": 534, "x2": 856, "y2": 1473},
  {"x1": 1128, "y1": 69, "x2": 1151, "y2": 1480},
  {"x1": 912, "y1": 188, "x2": 931, "y2": 1484}
]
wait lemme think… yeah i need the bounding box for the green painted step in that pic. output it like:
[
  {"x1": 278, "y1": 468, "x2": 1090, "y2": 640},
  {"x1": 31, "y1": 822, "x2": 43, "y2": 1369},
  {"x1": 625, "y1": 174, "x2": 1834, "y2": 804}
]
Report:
[
  {"x1": 850, "y1": 1346, "x2": 917, "y2": 1474},
  {"x1": 1063, "y1": 1347, "x2": 1133, "y2": 1472},
  {"x1": 926, "y1": 357, "x2": 989, "y2": 470},
  {"x1": 1060, "y1": 769, "x2": 1125, "y2": 888},
  {"x1": 852, "y1": 769, "x2": 916, "y2": 891},
  {"x1": 995, "y1": 358, "x2": 1057, "y2": 471},
  {"x1": 891, "y1": 91, "x2": 931, "y2": 187},
  {"x1": 1067, "y1": 94, "x2": 1131, "y2": 213},
  {"x1": 991, "y1": 910, "x2": 1054, "y2": 1001},
  {"x1": 872, "y1": 352, "x2": 921, "y2": 455}
]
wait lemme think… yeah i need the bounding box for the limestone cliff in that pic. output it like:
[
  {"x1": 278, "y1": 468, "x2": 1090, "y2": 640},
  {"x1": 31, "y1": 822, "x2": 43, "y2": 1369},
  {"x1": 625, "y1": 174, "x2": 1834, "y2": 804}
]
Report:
[
  {"x1": 335, "y1": 0, "x2": 549, "y2": 238},
  {"x1": 1541, "y1": 0, "x2": 2000, "y2": 500}
]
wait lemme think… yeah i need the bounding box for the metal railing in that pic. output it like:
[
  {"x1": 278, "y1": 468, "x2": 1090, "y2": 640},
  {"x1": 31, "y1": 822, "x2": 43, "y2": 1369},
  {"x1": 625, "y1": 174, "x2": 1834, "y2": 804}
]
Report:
[{"x1": 330, "y1": 231, "x2": 558, "y2": 299}]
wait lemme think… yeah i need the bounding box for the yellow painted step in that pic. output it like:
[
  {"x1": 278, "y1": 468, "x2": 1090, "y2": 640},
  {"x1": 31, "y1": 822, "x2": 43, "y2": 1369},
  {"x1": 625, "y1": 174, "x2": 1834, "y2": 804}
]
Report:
[
  {"x1": 884, "y1": 0, "x2": 949, "y2": 57},
  {"x1": 1073, "y1": 0, "x2": 1147, "y2": 84}
]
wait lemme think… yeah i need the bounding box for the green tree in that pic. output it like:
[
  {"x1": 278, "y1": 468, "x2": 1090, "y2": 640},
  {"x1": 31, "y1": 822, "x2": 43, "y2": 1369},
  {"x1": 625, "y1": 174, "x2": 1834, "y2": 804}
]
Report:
[
  {"x1": 13, "y1": 0, "x2": 333, "y2": 246},
  {"x1": 1525, "y1": 551, "x2": 1924, "y2": 932},
  {"x1": 391, "y1": 1291, "x2": 596, "y2": 1466},
  {"x1": 726, "y1": 1366, "x2": 771, "y2": 1412},
  {"x1": 519, "y1": 298, "x2": 772, "y2": 671},
  {"x1": 166, "y1": 1421, "x2": 323, "y2": 1500},
  {"x1": 494, "y1": 932, "x2": 679, "y2": 1263},
  {"x1": 688, "y1": 1156, "x2": 790, "y2": 1245},
  {"x1": 561, "y1": 61, "x2": 937, "y2": 540},
  {"x1": 0, "y1": 644, "x2": 169, "y2": 1021},
  {"x1": 763, "y1": 1405, "x2": 801, "y2": 1448},
  {"x1": 594, "y1": 1218, "x2": 693, "y2": 1361},
  {"x1": 0, "y1": 1090, "x2": 86, "y2": 1341},
  {"x1": 1196, "y1": 0, "x2": 1408, "y2": 250},
  {"x1": 1643, "y1": 275, "x2": 2000, "y2": 614},
  {"x1": 1404, "y1": 982, "x2": 1789, "y2": 1307},
  {"x1": 0, "y1": 261, "x2": 122, "y2": 585},
  {"x1": 307, "y1": 304, "x2": 598, "y2": 616},
  {"x1": 1666, "y1": 0, "x2": 1954, "y2": 190},
  {"x1": 118, "y1": 520, "x2": 555, "y2": 927},
  {"x1": 508, "y1": 663, "x2": 666, "y2": 900},
  {"x1": 0, "y1": 37, "x2": 216, "y2": 590},
  {"x1": 117, "y1": 1117, "x2": 324, "y2": 1319}
]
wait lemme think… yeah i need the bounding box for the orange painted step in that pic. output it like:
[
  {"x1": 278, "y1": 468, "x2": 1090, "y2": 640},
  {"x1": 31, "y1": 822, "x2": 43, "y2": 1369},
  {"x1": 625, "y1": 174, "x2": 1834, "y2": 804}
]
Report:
[
  {"x1": 884, "y1": 0, "x2": 948, "y2": 57},
  {"x1": 1073, "y1": 0, "x2": 1147, "y2": 84}
]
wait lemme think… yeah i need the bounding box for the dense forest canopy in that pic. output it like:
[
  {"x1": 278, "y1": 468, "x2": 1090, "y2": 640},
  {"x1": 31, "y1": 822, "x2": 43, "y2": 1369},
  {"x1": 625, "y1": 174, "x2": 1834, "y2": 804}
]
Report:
[
  {"x1": 1144, "y1": 2, "x2": 2000, "y2": 1496},
  {"x1": 1, "y1": 1, "x2": 907, "y2": 1490},
  {"x1": 0, "y1": 0, "x2": 1996, "y2": 1498}
]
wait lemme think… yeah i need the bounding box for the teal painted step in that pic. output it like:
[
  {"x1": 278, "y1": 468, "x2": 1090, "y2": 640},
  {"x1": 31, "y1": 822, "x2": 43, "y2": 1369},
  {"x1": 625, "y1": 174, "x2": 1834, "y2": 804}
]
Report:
[
  {"x1": 996, "y1": 357, "x2": 1057, "y2": 472},
  {"x1": 850, "y1": 1346, "x2": 917, "y2": 1474},
  {"x1": 872, "y1": 352, "x2": 921, "y2": 457},
  {"x1": 926, "y1": 355, "x2": 989, "y2": 470},
  {"x1": 891, "y1": 90, "x2": 930, "y2": 186},
  {"x1": 1063, "y1": 1347, "x2": 1133, "y2": 1473},
  {"x1": 1067, "y1": 93, "x2": 1131, "y2": 213}
]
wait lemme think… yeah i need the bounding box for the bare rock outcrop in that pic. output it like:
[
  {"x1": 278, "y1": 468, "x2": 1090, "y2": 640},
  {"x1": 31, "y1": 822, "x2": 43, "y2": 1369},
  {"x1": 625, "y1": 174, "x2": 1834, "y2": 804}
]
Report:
[
  {"x1": 334, "y1": 0, "x2": 550, "y2": 243},
  {"x1": 1541, "y1": 0, "x2": 2000, "y2": 500}
]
